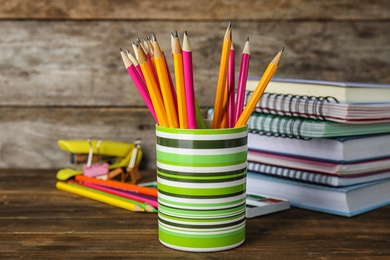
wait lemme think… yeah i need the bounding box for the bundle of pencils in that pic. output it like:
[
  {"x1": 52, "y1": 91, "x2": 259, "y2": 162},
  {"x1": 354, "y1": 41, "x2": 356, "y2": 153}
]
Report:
[
  {"x1": 120, "y1": 22, "x2": 284, "y2": 129},
  {"x1": 56, "y1": 176, "x2": 158, "y2": 213}
]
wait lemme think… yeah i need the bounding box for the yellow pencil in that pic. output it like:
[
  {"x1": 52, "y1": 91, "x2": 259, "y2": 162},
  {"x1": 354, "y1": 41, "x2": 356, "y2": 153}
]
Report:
[
  {"x1": 172, "y1": 32, "x2": 188, "y2": 129},
  {"x1": 137, "y1": 43, "x2": 168, "y2": 127},
  {"x1": 56, "y1": 181, "x2": 145, "y2": 212},
  {"x1": 212, "y1": 22, "x2": 232, "y2": 129},
  {"x1": 153, "y1": 34, "x2": 179, "y2": 128},
  {"x1": 219, "y1": 80, "x2": 229, "y2": 128},
  {"x1": 235, "y1": 48, "x2": 284, "y2": 127}
]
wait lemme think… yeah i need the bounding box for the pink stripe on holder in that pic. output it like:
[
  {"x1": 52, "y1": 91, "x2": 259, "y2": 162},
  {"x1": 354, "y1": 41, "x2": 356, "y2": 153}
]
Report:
[{"x1": 82, "y1": 139, "x2": 109, "y2": 177}]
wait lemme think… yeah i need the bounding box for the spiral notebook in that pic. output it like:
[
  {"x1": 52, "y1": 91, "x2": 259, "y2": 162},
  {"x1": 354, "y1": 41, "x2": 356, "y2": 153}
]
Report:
[
  {"x1": 247, "y1": 78, "x2": 390, "y2": 103},
  {"x1": 247, "y1": 112, "x2": 390, "y2": 139},
  {"x1": 246, "y1": 172, "x2": 390, "y2": 217},
  {"x1": 247, "y1": 149, "x2": 390, "y2": 175},
  {"x1": 245, "y1": 78, "x2": 390, "y2": 123},
  {"x1": 245, "y1": 92, "x2": 390, "y2": 124},
  {"x1": 247, "y1": 160, "x2": 390, "y2": 186},
  {"x1": 247, "y1": 133, "x2": 390, "y2": 163}
]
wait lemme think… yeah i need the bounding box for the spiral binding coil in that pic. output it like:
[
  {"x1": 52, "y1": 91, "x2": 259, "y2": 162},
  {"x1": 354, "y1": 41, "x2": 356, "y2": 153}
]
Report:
[
  {"x1": 245, "y1": 91, "x2": 339, "y2": 120},
  {"x1": 248, "y1": 113, "x2": 311, "y2": 139},
  {"x1": 247, "y1": 161, "x2": 334, "y2": 186}
]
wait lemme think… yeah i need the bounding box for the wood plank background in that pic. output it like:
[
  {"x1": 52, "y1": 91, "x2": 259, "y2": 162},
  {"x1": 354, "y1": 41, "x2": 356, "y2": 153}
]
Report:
[{"x1": 0, "y1": 0, "x2": 389, "y2": 169}]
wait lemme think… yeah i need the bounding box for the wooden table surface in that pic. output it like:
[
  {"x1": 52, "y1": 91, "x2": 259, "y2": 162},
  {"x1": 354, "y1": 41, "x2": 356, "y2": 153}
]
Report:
[{"x1": 1, "y1": 169, "x2": 389, "y2": 259}]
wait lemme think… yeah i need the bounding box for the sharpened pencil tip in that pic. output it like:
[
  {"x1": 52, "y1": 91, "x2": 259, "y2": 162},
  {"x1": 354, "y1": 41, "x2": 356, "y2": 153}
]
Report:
[
  {"x1": 152, "y1": 33, "x2": 157, "y2": 41},
  {"x1": 247, "y1": 36, "x2": 249, "y2": 41},
  {"x1": 119, "y1": 48, "x2": 123, "y2": 52},
  {"x1": 175, "y1": 30, "x2": 178, "y2": 37},
  {"x1": 184, "y1": 30, "x2": 188, "y2": 36},
  {"x1": 228, "y1": 21, "x2": 232, "y2": 29},
  {"x1": 281, "y1": 47, "x2": 285, "y2": 52}
]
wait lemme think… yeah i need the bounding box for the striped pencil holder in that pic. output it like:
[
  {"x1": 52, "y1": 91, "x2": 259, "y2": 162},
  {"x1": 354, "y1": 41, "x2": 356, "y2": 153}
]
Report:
[{"x1": 156, "y1": 124, "x2": 248, "y2": 252}]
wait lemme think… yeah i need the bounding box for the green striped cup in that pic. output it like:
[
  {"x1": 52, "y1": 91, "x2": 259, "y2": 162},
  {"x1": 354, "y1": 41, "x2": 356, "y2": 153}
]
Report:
[{"x1": 156, "y1": 124, "x2": 248, "y2": 252}]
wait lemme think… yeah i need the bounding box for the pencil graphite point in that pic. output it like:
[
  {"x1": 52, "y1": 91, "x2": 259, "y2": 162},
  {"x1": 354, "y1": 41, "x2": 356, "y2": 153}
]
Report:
[
  {"x1": 152, "y1": 33, "x2": 157, "y2": 42},
  {"x1": 120, "y1": 49, "x2": 131, "y2": 68},
  {"x1": 183, "y1": 31, "x2": 191, "y2": 51}
]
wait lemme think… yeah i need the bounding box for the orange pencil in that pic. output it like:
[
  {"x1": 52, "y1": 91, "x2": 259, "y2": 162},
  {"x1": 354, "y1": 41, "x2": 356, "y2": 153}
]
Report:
[
  {"x1": 172, "y1": 31, "x2": 188, "y2": 128},
  {"x1": 212, "y1": 22, "x2": 232, "y2": 129},
  {"x1": 153, "y1": 34, "x2": 179, "y2": 128},
  {"x1": 219, "y1": 80, "x2": 229, "y2": 128},
  {"x1": 137, "y1": 43, "x2": 168, "y2": 126},
  {"x1": 235, "y1": 48, "x2": 284, "y2": 127},
  {"x1": 75, "y1": 175, "x2": 158, "y2": 197}
]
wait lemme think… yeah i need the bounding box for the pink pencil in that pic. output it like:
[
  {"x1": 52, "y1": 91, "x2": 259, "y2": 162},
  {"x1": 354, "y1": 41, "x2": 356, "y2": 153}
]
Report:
[
  {"x1": 182, "y1": 31, "x2": 196, "y2": 129},
  {"x1": 227, "y1": 43, "x2": 235, "y2": 128},
  {"x1": 120, "y1": 49, "x2": 158, "y2": 124},
  {"x1": 126, "y1": 48, "x2": 146, "y2": 86},
  {"x1": 82, "y1": 181, "x2": 158, "y2": 208},
  {"x1": 234, "y1": 38, "x2": 250, "y2": 124}
]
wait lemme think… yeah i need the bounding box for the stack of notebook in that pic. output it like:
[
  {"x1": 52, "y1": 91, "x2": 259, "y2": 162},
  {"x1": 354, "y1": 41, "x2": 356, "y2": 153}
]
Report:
[{"x1": 244, "y1": 78, "x2": 390, "y2": 217}]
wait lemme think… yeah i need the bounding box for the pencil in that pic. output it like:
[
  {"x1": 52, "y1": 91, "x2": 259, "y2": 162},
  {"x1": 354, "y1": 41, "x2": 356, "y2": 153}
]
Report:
[
  {"x1": 143, "y1": 37, "x2": 159, "y2": 87},
  {"x1": 234, "y1": 38, "x2": 250, "y2": 124},
  {"x1": 143, "y1": 37, "x2": 150, "y2": 55},
  {"x1": 132, "y1": 41, "x2": 139, "y2": 61},
  {"x1": 161, "y1": 49, "x2": 178, "y2": 115},
  {"x1": 181, "y1": 32, "x2": 207, "y2": 129},
  {"x1": 219, "y1": 80, "x2": 229, "y2": 128},
  {"x1": 212, "y1": 22, "x2": 232, "y2": 129},
  {"x1": 235, "y1": 47, "x2": 284, "y2": 127},
  {"x1": 137, "y1": 43, "x2": 168, "y2": 127},
  {"x1": 126, "y1": 48, "x2": 146, "y2": 85},
  {"x1": 120, "y1": 49, "x2": 158, "y2": 124},
  {"x1": 172, "y1": 32, "x2": 188, "y2": 129},
  {"x1": 227, "y1": 42, "x2": 235, "y2": 128},
  {"x1": 75, "y1": 175, "x2": 158, "y2": 197},
  {"x1": 72, "y1": 181, "x2": 158, "y2": 212},
  {"x1": 153, "y1": 34, "x2": 179, "y2": 128},
  {"x1": 182, "y1": 31, "x2": 197, "y2": 129},
  {"x1": 56, "y1": 181, "x2": 145, "y2": 212}
]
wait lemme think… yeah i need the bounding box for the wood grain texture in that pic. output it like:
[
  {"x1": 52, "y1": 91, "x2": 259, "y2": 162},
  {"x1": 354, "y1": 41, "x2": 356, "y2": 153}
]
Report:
[
  {"x1": 0, "y1": 1, "x2": 389, "y2": 169},
  {"x1": 0, "y1": 0, "x2": 389, "y2": 20},
  {"x1": 0, "y1": 107, "x2": 158, "y2": 169},
  {"x1": 1, "y1": 169, "x2": 389, "y2": 259},
  {"x1": 0, "y1": 20, "x2": 389, "y2": 106}
]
